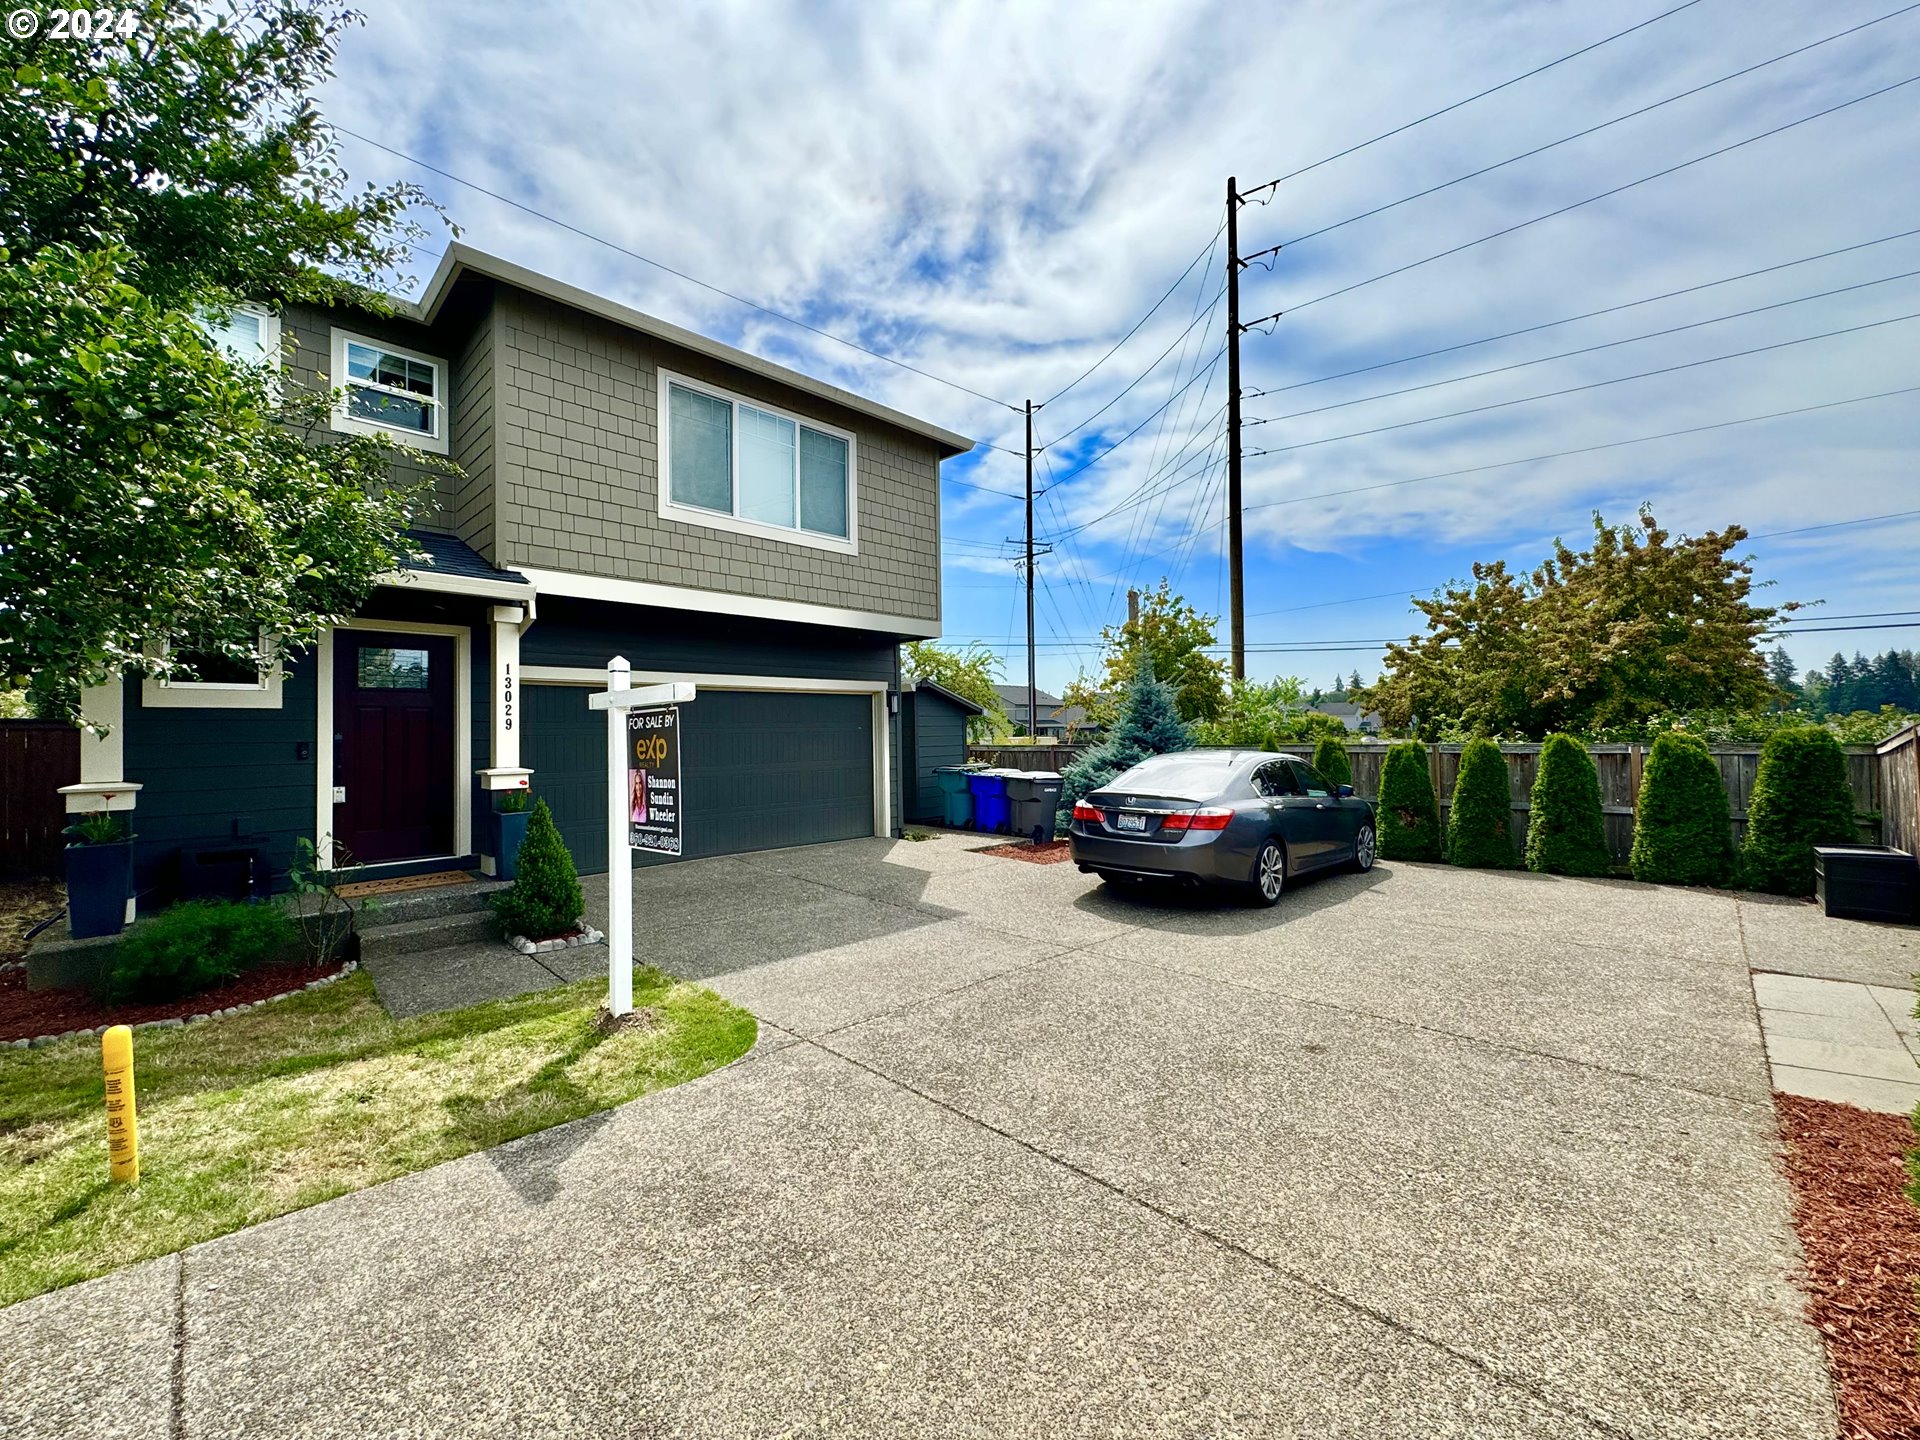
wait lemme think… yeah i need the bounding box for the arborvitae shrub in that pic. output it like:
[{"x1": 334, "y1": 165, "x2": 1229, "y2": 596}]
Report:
[
  {"x1": 1057, "y1": 662, "x2": 1193, "y2": 832},
  {"x1": 1629, "y1": 733, "x2": 1734, "y2": 886},
  {"x1": 1525, "y1": 734, "x2": 1612, "y2": 877},
  {"x1": 493, "y1": 798, "x2": 584, "y2": 939},
  {"x1": 1446, "y1": 737, "x2": 1516, "y2": 868},
  {"x1": 1740, "y1": 725, "x2": 1856, "y2": 895},
  {"x1": 1376, "y1": 741, "x2": 1441, "y2": 861},
  {"x1": 1311, "y1": 734, "x2": 1352, "y2": 789}
]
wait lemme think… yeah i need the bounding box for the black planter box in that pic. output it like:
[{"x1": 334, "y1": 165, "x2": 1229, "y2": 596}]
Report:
[
  {"x1": 494, "y1": 809, "x2": 532, "y2": 881},
  {"x1": 179, "y1": 846, "x2": 259, "y2": 903},
  {"x1": 1813, "y1": 846, "x2": 1919, "y2": 924},
  {"x1": 64, "y1": 840, "x2": 133, "y2": 939}
]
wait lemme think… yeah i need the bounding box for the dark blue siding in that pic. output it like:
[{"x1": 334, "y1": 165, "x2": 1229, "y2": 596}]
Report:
[
  {"x1": 905, "y1": 690, "x2": 970, "y2": 824},
  {"x1": 522, "y1": 596, "x2": 896, "y2": 683}
]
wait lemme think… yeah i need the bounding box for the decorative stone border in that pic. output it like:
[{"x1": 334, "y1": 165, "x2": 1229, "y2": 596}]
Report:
[
  {"x1": 5, "y1": 960, "x2": 359, "y2": 1050},
  {"x1": 507, "y1": 926, "x2": 605, "y2": 956}
]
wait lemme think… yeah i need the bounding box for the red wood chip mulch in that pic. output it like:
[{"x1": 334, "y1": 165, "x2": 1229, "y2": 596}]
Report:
[
  {"x1": 0, "y1": 959, "x2": 347, "y2": 1042},
  {"x1": 977, "y1": 839, "x2": 1073, "y2": 864},
  {"x1": 1775, "y1": 1093, "x2": 1920, "y2": 1440}
]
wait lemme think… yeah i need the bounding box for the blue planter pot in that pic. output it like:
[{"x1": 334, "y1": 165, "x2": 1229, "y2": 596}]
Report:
[
  {"x1": 65, "y1": 841, "x2": 133, "y2": 939},
  {"x1": 494, "y1": 809, "x2": 532, "y2": 881}
]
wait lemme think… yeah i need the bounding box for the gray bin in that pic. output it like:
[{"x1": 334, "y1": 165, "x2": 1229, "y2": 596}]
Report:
[{"x1": 1003, "y1": 770, "x2": 1065, "y2": 845}]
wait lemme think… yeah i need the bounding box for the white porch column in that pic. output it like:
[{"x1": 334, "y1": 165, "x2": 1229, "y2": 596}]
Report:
[
  {"x1": 58, "y1": 676, "x2": 143, "y2": 814},
  {"x1": 476, "y1": 603, "x2": 533, "y2": 793}
]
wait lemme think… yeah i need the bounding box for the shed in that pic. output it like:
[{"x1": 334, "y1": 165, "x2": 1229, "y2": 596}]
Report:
[{"x1": 901, "y1": 680, "x2": 984, "y2": 825}]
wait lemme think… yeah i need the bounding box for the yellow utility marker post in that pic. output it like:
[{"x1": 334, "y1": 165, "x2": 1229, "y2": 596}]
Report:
[{"x1": 102, "y1": 1024, "x2": 139, "y2": 1184}]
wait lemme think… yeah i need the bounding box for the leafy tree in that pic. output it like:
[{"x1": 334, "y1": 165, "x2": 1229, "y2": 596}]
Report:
[
  {"x1": 1446, "y1": 737, "x2": 1515, "y2": 868},
  {"x1": 1376, "y1": 741, "x2": 1441, "y2": 861},
  {"x1": 903, "y1": 640, "x2": 1009, "y2": 741},
  {"x1": 1525, "y1": 735, "x2": 1610, "y2": 876},
  {"x1": 1359, "y1": 508, "x2": 1783, "y2": 739},
  {"x1": 1628, "y1": 733, "x2": 1733, "y2": 886},
  {"x1": 0, "y1": 3, "x2": 445, "y2": 721},
  {"x1": 1740, "y1": 726, "x2": 1856, "y2": 895},
  {"x1": 1060, "y1": 579, "x2": 1226, "y2": 726},
  {"x1": 493, "y1": 800, "x2": 584, "y2": 940},
  {"x1": 1056, "y1": 661, "x2": 1191, "y2": 830},
  {"x1": 1192, "y1": 676, "x2": 1345, "y2": 748},
  {"x1": 1311, "y1": 734, "x2": 1352, "y2": 788}
]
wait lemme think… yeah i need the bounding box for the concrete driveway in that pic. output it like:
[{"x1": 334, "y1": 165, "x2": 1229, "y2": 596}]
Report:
[{"x1": 9, "y1": 832, "x2": 1916, "y2": 1439}]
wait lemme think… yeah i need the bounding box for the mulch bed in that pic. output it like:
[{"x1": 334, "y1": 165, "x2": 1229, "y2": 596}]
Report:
[
  {"x1": 0, "y1": 879, "x2": 66, "y2": 959},
  {"x1": 0, "y1": 959, "x2": 348, "y2": 1042},
  {"x1": 977, "y1": 839, "x2": 1073, "y2": 865},
  {"x1": 1775, "y1": 1093, "x2": 1920, "y2": 1439}
]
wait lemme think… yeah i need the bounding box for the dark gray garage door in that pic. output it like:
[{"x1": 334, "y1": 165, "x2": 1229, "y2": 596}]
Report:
[{"x1": 522, "y1": 685, "x2": 875, "y2": 873}]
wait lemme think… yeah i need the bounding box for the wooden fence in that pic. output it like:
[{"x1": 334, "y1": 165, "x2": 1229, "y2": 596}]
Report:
[
  {"x1": 1270, "y1": 740, "x2": 1888, "y2": 862},
  {"x1": 1879, "y1": 724, "x2": 1920, "y2": 855},
  {"x1": 0, "y1": 720, "x2": 78, "y2": 877},
  {"x1": 966, "y1": 744, "x2": 1088, "y2": 774}
]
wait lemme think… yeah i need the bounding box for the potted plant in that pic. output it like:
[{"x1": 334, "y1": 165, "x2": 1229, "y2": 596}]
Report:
[
  {"x1": 493, "y1": 789, "x2": 533, "y2": 881},
  {"x1": 63, "y1": 811, "x2": 134, "y2": 939}
]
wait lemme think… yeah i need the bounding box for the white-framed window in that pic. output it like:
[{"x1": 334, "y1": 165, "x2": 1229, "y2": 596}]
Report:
[
  {"x1": 657, "y1": 369, "x2": 857, "y2": 554},
  {"x1": 199, "y1": 304, "x2": 282, "y2": 369},
  {"x1": 141, "y1": 633, "x2": 285, "y2": 711},
  {"x1": 330, "y1": 329, "x2": 449, "y2": 454}
]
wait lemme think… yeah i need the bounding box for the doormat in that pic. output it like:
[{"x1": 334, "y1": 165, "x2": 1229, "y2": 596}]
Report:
[{"x1": 335, "y1": 870, "x2": 477, "y2": 899}]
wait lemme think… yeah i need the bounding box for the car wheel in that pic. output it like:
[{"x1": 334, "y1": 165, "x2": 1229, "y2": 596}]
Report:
[
  {"x1": 1248, "y1": 840, "x2": 1286, "y2": 907},
  {"x1": 1352, "y1": 823, "x2": 1377, "y2": 873}
]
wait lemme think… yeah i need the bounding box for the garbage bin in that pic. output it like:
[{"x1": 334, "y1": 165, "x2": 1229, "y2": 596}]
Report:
[
  {"x1": 934, "y1": 766, "x2": 978, "y2": 828},
  {"x1": 1004, "y1": 770, "x2": 1064, "y2": 845},
  {"x1": 966, "y1": 769, "x2": 1014, "y2": 834}
]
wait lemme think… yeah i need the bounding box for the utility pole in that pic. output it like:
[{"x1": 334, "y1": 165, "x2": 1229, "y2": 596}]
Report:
[
  {"x1": 1127, "y1": 587, "x2": 1140, "y2": 629},
  {"x1": 1024, "y1": 400, "x2": 1038, "y2": 740},
  {"x1": 1225, "y1": 175, "x2": 1246, "y2": 682}
]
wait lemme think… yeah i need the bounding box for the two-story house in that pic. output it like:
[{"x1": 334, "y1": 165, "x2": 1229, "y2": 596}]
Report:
[{"x1": 61, "y1": 245, "x2": 971, "y2": 896}]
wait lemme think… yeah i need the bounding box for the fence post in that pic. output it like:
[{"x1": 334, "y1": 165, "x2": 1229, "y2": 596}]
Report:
[{"x1": 1627, "y1": 743, "x2": 1644, "y2": 814}]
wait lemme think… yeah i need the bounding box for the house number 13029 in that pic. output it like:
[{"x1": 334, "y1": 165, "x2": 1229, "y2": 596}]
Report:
[{"x1": 502, "y1": 663, "x2": 514, "y2": 732}]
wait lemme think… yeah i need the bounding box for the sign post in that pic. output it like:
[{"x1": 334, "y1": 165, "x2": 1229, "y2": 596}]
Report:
[{"x1": 588, "y1": 658, "x2": 694, "y2": 1016}]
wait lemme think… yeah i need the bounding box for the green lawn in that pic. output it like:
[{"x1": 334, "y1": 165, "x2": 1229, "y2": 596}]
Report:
[{"x1": 0, "y1": 967, "x2": 756, "y2": 1306}]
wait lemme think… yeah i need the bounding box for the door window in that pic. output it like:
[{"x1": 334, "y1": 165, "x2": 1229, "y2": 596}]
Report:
[
  {"x1": 357, "y1": 646, "x2": 431, "y2": 690},
  {"x1": 1293, "y1": 762, "x2": 1332, "y2": 798},
  {"x1": 1254, "y1": 761, "x2": 1299, "y2": 797}
]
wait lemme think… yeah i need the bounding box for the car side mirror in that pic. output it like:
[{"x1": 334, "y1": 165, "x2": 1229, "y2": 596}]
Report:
[{"x1": 1337, "y1": 784, "x2": 1354, "y2": 798}]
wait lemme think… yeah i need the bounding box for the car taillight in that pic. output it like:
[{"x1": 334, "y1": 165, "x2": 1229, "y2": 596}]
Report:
[
  {"x1": 1160, "y1": 807, "x2": 1232, "y2": 832},
  {"x1": 1071, "y1": 800, "x2": 1104, "y2": 823}
]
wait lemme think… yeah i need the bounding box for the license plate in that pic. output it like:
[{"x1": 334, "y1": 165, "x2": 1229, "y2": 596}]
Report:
[{"x1": 1114, "y1": 812, "x2": 1147, "y2": 832}]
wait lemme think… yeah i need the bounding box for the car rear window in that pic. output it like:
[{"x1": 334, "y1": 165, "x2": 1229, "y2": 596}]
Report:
[{"x1": 1104, "y1": 754, "x2": 1239, "y2": 800}]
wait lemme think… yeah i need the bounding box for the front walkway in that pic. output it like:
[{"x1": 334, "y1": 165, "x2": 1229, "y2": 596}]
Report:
[{"x1": 7, "y1": 833, "x2": 1916, "y2": 1438}]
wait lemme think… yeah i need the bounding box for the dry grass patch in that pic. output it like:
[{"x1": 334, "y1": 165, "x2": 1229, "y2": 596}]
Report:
[{"x1": 0, "y1": 967, "x2": 755, "y2": 1306}]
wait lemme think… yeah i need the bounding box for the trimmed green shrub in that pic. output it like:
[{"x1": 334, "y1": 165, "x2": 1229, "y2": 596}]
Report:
[
  {"x1": 1311, "y1": 734, "x2": 1352, "y2": 789},
  {"x1": 1740, "y1": 725, "x2": 1856, "y2": 895},
  {"x1": 1525, "y1": 734, "x2": 1611, "y2": 877},
  {"x1": 493, "y1": 798, "x2": 584, "y2": 939},
  {"x1": 1446, "y1": 737, "x2": 1516, "y2": 868},
  {"x1": 1629, "y1": 733, "x2": 1733, "y2": 886},
  {"x1": 1057, "y1": 661, "x2": 1193, "y2": 832},
  {"x1": 1376, "y1": 741, "x2": 1441, "y2": 861},
  {"x1": 105, "y1": 901, "x2": 296, "y2": 1004}
]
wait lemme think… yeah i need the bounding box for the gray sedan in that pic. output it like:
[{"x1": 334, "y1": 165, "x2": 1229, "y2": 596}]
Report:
[{"x1": 1068, "y1": 749, "x2": 1376, "y2": 905}]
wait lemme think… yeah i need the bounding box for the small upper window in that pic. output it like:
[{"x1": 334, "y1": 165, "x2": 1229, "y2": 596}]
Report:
[
  {"x1": 357, "y1": 646, "x2": 431, "y2": 691},
  {"x1": 660, "y1": 371, "x2": 855, "y2": 552},
  {"x1": 198, "y1": 304, "x2": 280, "y2": 369},
  {"x1": 330, "y1": 330, "x2": 448, "y2": 454}
]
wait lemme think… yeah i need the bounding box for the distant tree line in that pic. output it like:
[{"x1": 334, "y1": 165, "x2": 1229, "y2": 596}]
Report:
[{"x1": 1768, "y1": 646, "x2": 1920, "y2": 717}]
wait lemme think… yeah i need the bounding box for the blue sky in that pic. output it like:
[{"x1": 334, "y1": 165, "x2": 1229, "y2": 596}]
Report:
[{"x1": 322, "y1": 0, "x2": 1920, "y2": 695}]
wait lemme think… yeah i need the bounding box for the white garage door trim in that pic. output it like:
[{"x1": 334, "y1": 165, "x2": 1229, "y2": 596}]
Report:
[{"x1": 520, "y1": 666, "x2": 891, "y2": 839}]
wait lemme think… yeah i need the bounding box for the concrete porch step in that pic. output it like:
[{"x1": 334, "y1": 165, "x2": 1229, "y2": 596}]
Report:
[
  {"x1": 358, "y1": 910, "x2": 499, "y2": 960},
  {"x1": 350, "y1": 878, "x2": 509, "y2": 929}
]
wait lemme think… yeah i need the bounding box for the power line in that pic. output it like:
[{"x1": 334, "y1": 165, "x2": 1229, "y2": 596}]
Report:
[
  {"x1": 1242, "y1": 227, "x2": 1920, "y2": 402},
  {"x1": 1752, "y1": 507, "x2": 1920, "y2": 540},
  {"x1": 1043, "y1": 346, "x2": 1229, "y2": 488},
  {"x1": 1038, "y1": 222, "x2": 1227, "y2": 408},
  {"x1": 1237, "y1": 0, "x2": 1707, "y2": 202},
  {"x1": 1246, "y1": 73, "x2": 1920, "y2": 326},
  {"x1": 1247, "y1": 4, "x2": 1920, "y2": 259},
  {"x1": 1246, "y1": 310, "x2": 1920, "y2": 458},
  {"x1": 1044, "y1": 413, "x2": 1228, "y2": 543},
  {"x1": 1041, "y1": 284, "x2": 1226, "y2": 449},
  {"x1": 334, "y1": 125, "x2": 1020, "y2": 413},
  {"x1": 1244, "y1": 384, "x2": 1920, "y2": 509}
]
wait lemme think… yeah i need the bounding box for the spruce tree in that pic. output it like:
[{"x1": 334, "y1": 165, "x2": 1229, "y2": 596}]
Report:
[
  {"x1": 1740, "y1": 725, "x2": 1856, "y2": 895},
  {"x1": 1525, "y1": 734, "x2": 1611, "y2": 876},
  {"x1": 1447, "y1": 737, "x2": 1516, "y2": 868},
  {"x1": 1629, "y1": 733, "x2": 1734, "y2": 886},
  {"x1": 1376, "y1": 741, "x2": 1441, "y2": 861},
  {"x1": 1057, "y1": 661, "x2": 1192, "y2": 829},
  {"x1": 1311, "y1": 734, "x2": 1352, "y2": 788},
  {"x1": 493, "y1": 799, "x2": 584, "y2": 939}
]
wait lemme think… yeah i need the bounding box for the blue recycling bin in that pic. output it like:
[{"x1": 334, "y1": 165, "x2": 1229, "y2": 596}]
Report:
[
  {"x1": 934, "y1": 766, "x2": 977, "y2": 828},
  {"x1": 967, "y1": 769, "x2": 1013, "y2": 833}
]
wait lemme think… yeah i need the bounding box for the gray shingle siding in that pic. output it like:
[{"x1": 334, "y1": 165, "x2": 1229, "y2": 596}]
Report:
[
  {"x1": 447, "y1": 305, "x2": 497, "y2": 556},
  {"x1": 492, "y1": 288, "x2": 940, "y2": 625}
]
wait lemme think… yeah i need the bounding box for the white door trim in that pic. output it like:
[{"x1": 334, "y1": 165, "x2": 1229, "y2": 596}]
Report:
[{"x1": 316, "y1": 618, "x2": 473, "y2": 870}]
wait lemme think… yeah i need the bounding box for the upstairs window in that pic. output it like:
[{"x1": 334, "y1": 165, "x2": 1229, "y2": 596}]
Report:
[
  {"x1": 330, "y1": 330, "x2": 448, "y2": 454},
  {"x1": 660, "y1": 371, "x2": 855, "y2": 551},
  {"x1": 199, "y1": 304, "x2": 280, "y2": 368}
]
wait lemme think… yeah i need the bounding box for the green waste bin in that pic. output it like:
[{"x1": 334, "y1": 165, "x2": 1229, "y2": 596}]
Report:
[
  {"x1": 934, "y1": 766, "x2": 979, "y2": 828},
  {"x1": 1004, "y1": 771, "x2": 1065, "y2": 845}
]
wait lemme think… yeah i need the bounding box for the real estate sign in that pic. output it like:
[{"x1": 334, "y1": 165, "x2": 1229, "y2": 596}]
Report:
[{"x1": 627, "y1": 706, "x2": 682, "y2": 856}]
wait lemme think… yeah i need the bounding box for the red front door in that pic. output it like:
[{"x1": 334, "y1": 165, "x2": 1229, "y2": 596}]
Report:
[{"x1": 333, "y1": 631, "x2": 456, "y2": 864}]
